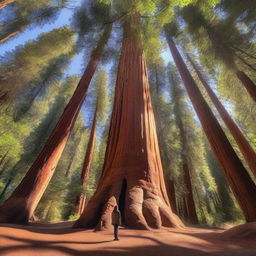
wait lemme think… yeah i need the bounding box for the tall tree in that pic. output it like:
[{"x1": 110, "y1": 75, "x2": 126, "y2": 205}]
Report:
[
  {"x1": 180, "y1": 4, "x2": 256, "y2": 102},
  {"x1": 0, "y1": 0, "x2": 66, "y2": 43},
  {"x1": 0, "y1": 17, "x2": 112, "y2": 223},
  {"x1": 74, "y1": 15, "x2": 184, "y2": 230},
  {"x1": 75, "y1": 69, "x2": 108, "y2": 215},
  {"x1": 187, "y1": 54, "x2": 256, "y2": 178},
  {"x1": 165, "y1": 30, "x2": 256, "y2": 222},
  {"x1": 0, "y1": 27, "x2": 75, "y2": 104},
  {"x1": 0, "y1": 0, "x2": 14, "y2": 9},
  {"x1": 170, "y1": 70, "x2": 198, "y2": 224}
]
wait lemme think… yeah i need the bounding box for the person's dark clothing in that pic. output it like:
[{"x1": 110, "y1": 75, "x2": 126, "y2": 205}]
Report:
[
  {"x1": 112, "y1": 209, "x2": 121, "y2": 240},
  {"x1": 114, "y1": 224, "x2": 119, "y2": 240}
]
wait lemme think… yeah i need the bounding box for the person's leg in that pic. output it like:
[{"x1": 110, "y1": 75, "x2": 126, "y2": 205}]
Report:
[{"x1": 114, "y1": 224, "x2": 119, "y2": 240}]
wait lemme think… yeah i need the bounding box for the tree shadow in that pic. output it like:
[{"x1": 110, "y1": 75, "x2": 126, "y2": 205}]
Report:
[
  {"x1": 0, "y1": 234, "x2": 216, "y2": 256},
  {"x1": 1, "y1": 232, "x2": 255, "y2": 256}
]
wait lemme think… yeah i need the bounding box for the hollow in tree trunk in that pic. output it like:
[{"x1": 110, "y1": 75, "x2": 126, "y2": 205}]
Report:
[
  {"x1": 74, "y1": 19, "x2": 184, "y2": 230},
  {"x1": 0, "y1": 24, "x2": 112, "y2": 224},
  {"x1": 167, "y1": 35, "x2": 256, "y2": 222},
  {"x1": 187, "y1": 55, "x2": 256, "y2": 178}
]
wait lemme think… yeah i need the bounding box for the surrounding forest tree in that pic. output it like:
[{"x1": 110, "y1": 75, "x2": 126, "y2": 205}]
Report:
[{"x1": 0, "y1": 0, "x2": 255, "y2": 230}]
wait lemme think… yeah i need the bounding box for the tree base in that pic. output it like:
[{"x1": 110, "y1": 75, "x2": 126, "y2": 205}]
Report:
[
  {"x1": 0, "y1": 197, "x2": 30, "y2": 224},
  {"x1": 74, "y1": 179, "x2": 184, "y2": 230}
]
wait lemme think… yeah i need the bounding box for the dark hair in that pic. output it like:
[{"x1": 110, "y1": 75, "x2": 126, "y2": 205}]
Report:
[{"x1": 114, "y1": 205, "x2": 118, "y2": 211}]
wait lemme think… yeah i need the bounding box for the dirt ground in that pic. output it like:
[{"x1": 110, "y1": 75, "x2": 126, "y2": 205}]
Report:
[{"x1": 0, "y1": 222, "x2": 255, "y2": 256}]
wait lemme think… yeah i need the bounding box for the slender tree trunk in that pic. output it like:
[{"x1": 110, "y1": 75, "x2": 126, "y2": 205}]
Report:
[
  {"x1": 236, "y1": 70, "x2": 256, "y2": 103},
  {"x1": 166, "y1": 179, "x2": 178, "y2": 214},
  {"x1": 0, "y1": 24, "x2": 112, "y2": 224},
  {"x1": 0, "y1": 30, "x2": 20, "y2": 44},
  {"x1": 75, "y1": 106, "x2": 98, "y2": 215},
  {"x1": 171, "y1": 74, "x2": 198, "y2": 224},
  {"x1": 183, "y1": 163, "x2": 198, "y2": 224},
  {"x1": 0, "y1": 0, "x2": 14, "y2": 9},
  {"x1": 0, "y1": 178, "x2": 12, "y2": 201},
  {"x1": 188, "y1": 55, "x2": 256, "y2": 177},
  {"x1": 0, "y1": 150, "x2": 9, "y2": 173},
  {"x1": 74, "y1": 17, "x2": 183, "y2": 230},
  {"x1": 167, "y1": 35, "x2": 256, "y2": 222}
]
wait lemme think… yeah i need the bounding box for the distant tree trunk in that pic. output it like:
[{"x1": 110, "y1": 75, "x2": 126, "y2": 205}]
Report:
[
  {"x1": 74, "y1": 17, "x2": 183, "y2": 230},
  {"x1": 188, "y1": 55, "x2": 256, "y2": 178},
  {"x1": 171, "y1": 73, "x2": 198, "y2": 224},
  {"x1": 167, "y1": 35, "x2": 256, "y2": 222},
  {"x1": 0, "y1": 0, "x2": 14, "y2": 9},
  {"x1": 75, "y1": 105, "x2": 98, "y2": 215},
  {"x1": 0, "y1": 30, "x2": 20, "y2": 44},
  {"x1": 0, "y1": 24, "x2": 112, "y2": 224},
  {"x1": 0, "y1": 178, "x2": 12, "y2": 201},
  {"x1": 166, "y1": 179, "x2": 178, "y2": 214},
  {"x1": 0, "y1": 150, "x2": 9, "y2": 174},
  {"x1": 236, "y1": 70, "x2": 256, "y2": 103},
  {"x1": 183, "y1": 163, "x2": 198, "y2": 224}
]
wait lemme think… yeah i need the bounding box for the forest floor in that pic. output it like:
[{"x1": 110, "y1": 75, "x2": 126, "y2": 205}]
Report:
[{"x1": 0, "y1": 222, "x2": 255, "y2": 256}]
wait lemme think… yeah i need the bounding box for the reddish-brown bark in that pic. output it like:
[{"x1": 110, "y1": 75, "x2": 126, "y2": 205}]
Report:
[
  {"x1": 74, "y1": 19, "x2": 184, "y2": 230},
  {"x1": 75, "y1": 106, "x2": 98, "y2": 215},
  {"x1": 188, "y1": 56, "x2": 256, "y2": 178},
  {"x1": 171, "y1": 74, "x2": 198, "y2": 224},
  {"x1": 236, "y1": 70, "x2": 256, "y2": 103},
  {"x1": 183, "y1": 163, "x2": 198, "y2": 224},
  {"x1": 0, "y1": 0, "x2": 14, "y2": 9},
  {"x1": 0, "y1": 30, "x2": 20, "y2": 44},
  {"x1": 0, "y1": 24, "x2": 112, "y2": 224},
  {"x1": 167, "y1": 36, "x2": 256, "y2": 222}
]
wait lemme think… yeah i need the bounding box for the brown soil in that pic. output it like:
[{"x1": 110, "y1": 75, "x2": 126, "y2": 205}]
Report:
[{"x1": 0, "y1": 222, "x2": 255, "y2": 256}]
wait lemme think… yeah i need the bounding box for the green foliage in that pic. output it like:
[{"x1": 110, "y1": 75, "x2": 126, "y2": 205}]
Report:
[{"x1": 0, "y1": 26, "x2": 75, "y2": 103}]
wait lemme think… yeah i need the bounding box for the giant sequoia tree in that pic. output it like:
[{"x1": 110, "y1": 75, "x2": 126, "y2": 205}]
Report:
[{"x1": 74, "y1": 15, "x2": 184, "y2": 230}]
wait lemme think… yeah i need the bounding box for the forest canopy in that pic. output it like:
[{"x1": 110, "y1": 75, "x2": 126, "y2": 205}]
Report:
[{"x1": 0, "y1": 0, "x2": 255, "y2": 229}]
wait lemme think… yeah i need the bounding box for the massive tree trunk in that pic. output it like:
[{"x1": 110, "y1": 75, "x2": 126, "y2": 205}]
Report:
[
  {"x1": 0, "y1": 24, "x2": 112, "y2": 224},
  {"x1": 167, "y1": 36, "x2": 256, "y2": 222},
  {"x1": 0, "y1": 0, "x2": 14, "y2": 9},
  {"x1": 236, "y1": 70, "x2": 256, "y2": 103},
  {"x1": 74, "y1": 18, "x2": 183, "y2": 230},
  {"x1": 75, "y1": 106, "x2": 98, "y2": 215},
  {"x1": 188, "y1": 56, "x2": 256, "y2": 178}
]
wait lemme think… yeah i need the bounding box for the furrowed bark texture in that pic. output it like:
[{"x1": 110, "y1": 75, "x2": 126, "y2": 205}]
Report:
[
  {"x1": 74, "y1": 21, "x2": 184, "y2": 230},
  {"x1": 236, "y1": 70, "x2": 256, "y2": 103},
  {"x1": 188, "y1": 56, "x2": 256, "y2": 178},
  {"x1": 0, "y1": 24, "x2": 112, "y2": 224},
  {"x1": 167, "y1": 36, "x2": 256, "y2": 222},
  {"x1": 76, "y1": 106, "x2": 98, "y2": 215}
]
